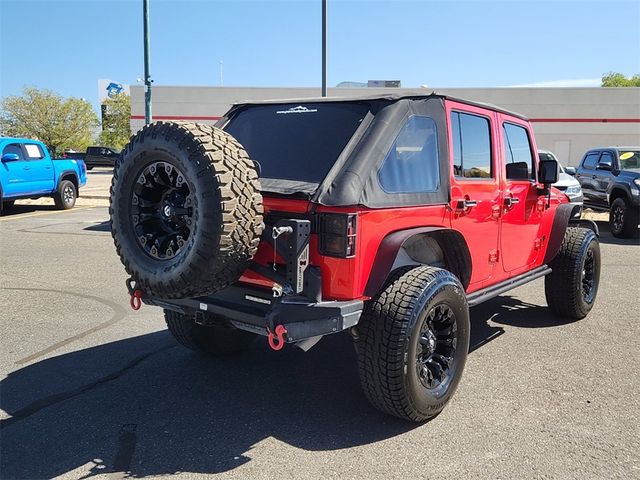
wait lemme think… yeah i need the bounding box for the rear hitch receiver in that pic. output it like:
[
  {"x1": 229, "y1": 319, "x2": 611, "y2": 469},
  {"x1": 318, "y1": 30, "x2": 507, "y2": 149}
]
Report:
[{"x1": 267, "y1": 324, "x2": 288, "y2": 351}]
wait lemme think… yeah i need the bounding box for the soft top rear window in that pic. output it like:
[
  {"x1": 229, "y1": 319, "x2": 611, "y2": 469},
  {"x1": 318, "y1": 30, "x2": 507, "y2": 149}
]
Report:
[{"x1": 224, "y1": 102, "x2": 369, "y2": 187}]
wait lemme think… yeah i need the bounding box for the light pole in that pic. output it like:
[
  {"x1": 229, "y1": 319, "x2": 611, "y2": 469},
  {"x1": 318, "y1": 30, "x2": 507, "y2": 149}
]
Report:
[
  {"x1": 321, "y1": 0, "x2": 327, "y2": 97},
  {"x1": 143, "y1": 0, "x2": 152, "y2": 124}
]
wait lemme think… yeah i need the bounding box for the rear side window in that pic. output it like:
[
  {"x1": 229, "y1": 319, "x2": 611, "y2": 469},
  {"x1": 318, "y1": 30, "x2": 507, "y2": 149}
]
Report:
[
  {"x1": 377, "y1": 116, "x2": 439, "y2": 193},
  {"x1": 24, "y1": 144, "x2": 44, "y2": 159},
  {"x1": 582, "y1": 152, "x2": 600, "y2": 170},
  {"x1": 451, "y1": 111, "x2": 492, "y2": 178},
  {"x1": 503, "y1": 123, "x2": 534, "y2": 180},
  {"x1": 2, "y1": 144, "x2": 24, "y2": 160}
]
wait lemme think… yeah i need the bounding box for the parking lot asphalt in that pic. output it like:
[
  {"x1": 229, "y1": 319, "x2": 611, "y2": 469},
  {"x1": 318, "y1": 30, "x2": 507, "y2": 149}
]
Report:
[{"x1": 1, "y1": 199, "x2": 639, "y2": 479}]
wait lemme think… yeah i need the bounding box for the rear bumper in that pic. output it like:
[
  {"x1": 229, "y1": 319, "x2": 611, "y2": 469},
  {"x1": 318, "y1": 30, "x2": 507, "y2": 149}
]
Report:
[{"x1": 144, "y1": 284, "x2": 363, "y2": 343}]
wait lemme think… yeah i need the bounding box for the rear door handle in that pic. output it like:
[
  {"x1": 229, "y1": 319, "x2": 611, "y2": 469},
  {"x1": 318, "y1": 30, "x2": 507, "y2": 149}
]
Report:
[
  {"x1": 504, "y1": 197, "x2": 520, "y2": 207},
  {"x1": 455, "y1": 199, "x2": 478, "y2": 210}
]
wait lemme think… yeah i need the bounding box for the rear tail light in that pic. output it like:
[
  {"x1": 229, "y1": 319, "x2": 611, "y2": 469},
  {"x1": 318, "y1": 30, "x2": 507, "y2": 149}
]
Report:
[{"x1": 318, "y1": 213, "x2": 357, "y2": 258}]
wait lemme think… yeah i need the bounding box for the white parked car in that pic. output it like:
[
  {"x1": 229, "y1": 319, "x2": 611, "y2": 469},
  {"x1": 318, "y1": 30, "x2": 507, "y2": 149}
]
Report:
[{"x1": 539, "y1": 150, "x2": 583, "y2": 215}]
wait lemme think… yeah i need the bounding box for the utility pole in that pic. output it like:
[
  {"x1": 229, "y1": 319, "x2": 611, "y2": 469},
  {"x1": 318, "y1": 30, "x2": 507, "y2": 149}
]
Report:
[
  {"x1": 321, "y1": 0, "x2": 327, "y2": 97},
  {"x1": 143, "y1": 0, "x2": 152, "y2": 124}
]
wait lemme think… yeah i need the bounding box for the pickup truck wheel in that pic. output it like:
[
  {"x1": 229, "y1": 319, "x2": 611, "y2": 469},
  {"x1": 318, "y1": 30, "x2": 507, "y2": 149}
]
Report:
[
  {"x1": 545, "y1": 227, "x2": 601, "y2": 319},
  {"x1": 164, "y1": 309, "x2": 254, "y2": 355},
  {"x1": 53, "y1": 180, "x2": 77, "y2": 209},
  {"x1": 609, "y1": 197, "x2": 638, "y2": 238},
  {"x1": 110, "y1": 121, "x2": 263, "y2": 299},
  {"x1": 354, "y1": 266, "x2": 470, "y2": 422}
]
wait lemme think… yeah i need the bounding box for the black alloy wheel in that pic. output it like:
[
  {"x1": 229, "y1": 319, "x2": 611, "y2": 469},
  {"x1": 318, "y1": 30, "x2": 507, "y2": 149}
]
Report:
[
  {"x1": 131, "y1": 161, "x2": 194, "y2": 260},
  {"x1": 581, "y1": 249, "x2": 597, "y2": 304},
  {"x1": 611, "y1": 203, "x2": 625, "y2": 235},
  {"x1": 416, "y1": 304, "x2": 458, "y2": 393}
]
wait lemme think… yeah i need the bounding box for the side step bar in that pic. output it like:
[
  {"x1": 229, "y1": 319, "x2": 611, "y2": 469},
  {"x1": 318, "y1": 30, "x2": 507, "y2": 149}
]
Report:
[{"x1": 466, "y1": 266, "x2": 551, "y2": 307}]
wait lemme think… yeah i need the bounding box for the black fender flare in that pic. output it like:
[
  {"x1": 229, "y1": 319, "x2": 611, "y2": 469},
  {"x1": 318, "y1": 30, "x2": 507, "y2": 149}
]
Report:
[
  {"x1": 364, "y1": 227, "x2": 472, "y2": 297},
  {"x1": 543, "y1": 204, "x2": 599, "y2": 264},
  {"x1": 56, "y1": 170, "x2": 79, "y2": 191}
]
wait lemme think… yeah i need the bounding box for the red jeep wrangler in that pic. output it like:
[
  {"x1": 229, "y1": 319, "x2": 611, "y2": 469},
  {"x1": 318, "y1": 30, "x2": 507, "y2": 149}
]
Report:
[{"x1": 110, "y1": 94, "x2": 601, "y2": 422}]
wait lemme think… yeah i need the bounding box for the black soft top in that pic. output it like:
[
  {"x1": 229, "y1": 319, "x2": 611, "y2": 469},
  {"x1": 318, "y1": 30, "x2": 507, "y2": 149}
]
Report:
[
  {"x1": 219, "y1": 94, "x2": 527, "y2": 208},
  {"x1": 230, "y1": 92, "x2": 529, "y2": 121}
]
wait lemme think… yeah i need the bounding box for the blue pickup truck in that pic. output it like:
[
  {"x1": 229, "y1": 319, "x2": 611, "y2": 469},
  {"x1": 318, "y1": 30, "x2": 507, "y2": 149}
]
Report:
[{"x1": 0, "y1": 137, "x2": 87, "y2": 214}]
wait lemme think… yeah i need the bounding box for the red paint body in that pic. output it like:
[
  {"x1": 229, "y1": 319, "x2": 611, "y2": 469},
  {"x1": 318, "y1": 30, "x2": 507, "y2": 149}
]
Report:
[{"x1": 239, "y1": 99, "x2": 567, "y2": 301}]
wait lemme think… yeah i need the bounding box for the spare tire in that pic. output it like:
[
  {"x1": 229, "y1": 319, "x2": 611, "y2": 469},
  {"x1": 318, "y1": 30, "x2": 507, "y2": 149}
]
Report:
[{"x1": 110, "y1": 121, "x2": 263, "y2": 298}]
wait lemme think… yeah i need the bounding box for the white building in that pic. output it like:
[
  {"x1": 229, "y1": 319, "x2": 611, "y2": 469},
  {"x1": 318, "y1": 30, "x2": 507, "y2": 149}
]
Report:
[{"x1": 130, "y1": 86, "x2": 640, "y2": 166}]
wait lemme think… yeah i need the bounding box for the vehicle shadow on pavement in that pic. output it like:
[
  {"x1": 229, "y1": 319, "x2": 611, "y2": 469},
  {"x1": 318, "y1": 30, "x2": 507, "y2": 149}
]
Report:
[
  {"x1": 472, "y1": 295, "x2": 580, "y2": 329},
  {"x1": 0, "y1": 331, "x2": 420, "y2": 478},
  {"x1": 0, "y1": 296, "x2": 578, "y2": 479},
  {"x1": 1, "y1": 204, "x2": 58, "y2": 216}
]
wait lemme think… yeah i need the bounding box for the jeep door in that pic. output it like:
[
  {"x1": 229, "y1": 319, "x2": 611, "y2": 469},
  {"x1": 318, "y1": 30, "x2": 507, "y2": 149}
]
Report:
[
  {"x1": 447, "y1": 103, "x2": 501, "y2": 288},
  {"x1": 499, "y1": 118, "x2": 545, "y2": 273}
]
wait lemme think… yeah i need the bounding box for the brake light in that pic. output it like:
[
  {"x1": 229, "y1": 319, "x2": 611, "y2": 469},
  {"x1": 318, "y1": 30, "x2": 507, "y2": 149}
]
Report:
[{"x1": 318, "y1": 213, "x2": 357, "y2": 258}]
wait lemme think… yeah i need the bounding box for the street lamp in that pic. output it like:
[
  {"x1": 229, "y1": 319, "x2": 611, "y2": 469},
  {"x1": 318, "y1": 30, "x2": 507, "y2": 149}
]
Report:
[
  {"x1": 143, "y1": 0, "x2": 152, "y2": 124},
  {"x1": 322, "y1": 0, "x2": 327, "y2": 97}
]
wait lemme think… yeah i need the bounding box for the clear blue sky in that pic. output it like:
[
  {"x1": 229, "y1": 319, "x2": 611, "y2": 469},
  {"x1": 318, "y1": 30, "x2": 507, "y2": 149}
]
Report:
[{"x1": 1, "y1": 0, "x2": 639, "y2": 111}]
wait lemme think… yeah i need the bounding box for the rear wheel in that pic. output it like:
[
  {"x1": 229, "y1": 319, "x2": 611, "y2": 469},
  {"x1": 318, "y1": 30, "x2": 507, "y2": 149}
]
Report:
[
  {"x1": 545, "y1": 227, "x2": 601, "y2": 319},
  {"x1": 53, "y1": 180, "x2": 77, "y2": 209},
  {"x1": 164, "y1": 309, "x2": 255, "y2": 355},
  {"x1": 609, "y1": 197, "x2": 638, "y2": 238},
  {"x1": 354, "y1": 266, "x2": 470, "y2": 422}
]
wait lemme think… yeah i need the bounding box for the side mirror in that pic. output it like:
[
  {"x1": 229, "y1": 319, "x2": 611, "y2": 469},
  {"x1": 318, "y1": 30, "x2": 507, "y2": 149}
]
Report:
[
  {"x1": 1, "y1": 153, "x2": 20, "y2": 162},
  {"x1": 538, "y1": 159, "x2": 558, "y2": 185},
  {"x1": 565, "y1": 166, "x2": 577, "y2": 176},
  {"x1": 597, "y1": 162, "x2": 613, "y2": 171}
]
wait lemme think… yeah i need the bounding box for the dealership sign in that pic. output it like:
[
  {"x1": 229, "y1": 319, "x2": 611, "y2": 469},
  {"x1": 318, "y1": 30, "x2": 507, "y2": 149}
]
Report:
[{"x1": 98, "y1": 79, "x2": 130, "y2": 103}]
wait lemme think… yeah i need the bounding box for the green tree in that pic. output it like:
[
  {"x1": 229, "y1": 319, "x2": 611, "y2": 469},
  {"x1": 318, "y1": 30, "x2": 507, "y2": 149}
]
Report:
[
  {"x1": 0, "y1": 87, "x2": 99, "y2": 155},
  {"x1": 98, "y1": 93, "x2": 131, "y2": 150},
  {"x1": 601, "y1": 72, "x2": 640, "y2": 87}
]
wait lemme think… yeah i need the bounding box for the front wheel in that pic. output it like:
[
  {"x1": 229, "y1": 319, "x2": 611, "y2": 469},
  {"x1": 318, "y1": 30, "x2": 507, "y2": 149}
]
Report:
[
  {"x1": 164, "y1": 309, "x2": 255, "y2": 356},
  {"x1": 545, "y1": 227, "x2": 601, "y2": 319},
  {"x1": 609, "y1": 197, "x2": 638, "y2": 238},
  {"x1": 53, "y1": 180, "x2": 77, "y2": 209},
  {"x1": 355, "y1": 266, "x2": 470, "y2": 422}
]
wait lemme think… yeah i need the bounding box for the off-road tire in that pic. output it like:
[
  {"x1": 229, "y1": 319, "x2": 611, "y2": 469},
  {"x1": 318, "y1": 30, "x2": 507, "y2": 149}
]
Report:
[
  {"x1": 545, "y1": 227, "x2": 600, "y2": 319},
  {"x1": 53, "y1": 180, "x2": 77, "y2": 209},
  {"x1": 354, "y1": 266, "x2": 470, "y2": 422},
  {"x1": 609, "y1": 197, "x2": 638, "y2": 238},
  {"x1": 110, "y1": 122, "x2": 264, "y2": 299},
  {"x1": 164, "y1": 309, "x2": 255, "y2": 355}
]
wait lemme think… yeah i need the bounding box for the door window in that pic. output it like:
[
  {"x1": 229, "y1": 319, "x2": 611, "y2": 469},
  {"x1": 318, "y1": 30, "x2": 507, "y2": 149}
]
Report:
[
  {"x1": 24, "y1": 144, "x2": 45, "y2": 159},
  {"x1": 2, "y1": 144, "x2": 25, "y2": 160},
  {"x1": 503, "y1": 123, "x2": 535, "y2": 180},
  {"x1": 378, "y1": 115, "x2": 439, "y2": 193},
  {"x1": 582, "y1": 152, "x2": 600, "y2": 170},
  {"x1": 598, "y1": 151, "x2": 614, "y2": 168},
  {"x1": 451, "y1": 112, "x2": 492, "y2": 178}
]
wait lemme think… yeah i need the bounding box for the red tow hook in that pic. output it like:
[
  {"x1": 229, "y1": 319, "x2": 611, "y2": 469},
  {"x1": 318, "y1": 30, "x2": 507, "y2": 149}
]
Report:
[
  {"x1": 130, "y1": 289, "x2": 143, "y2": 311},
  {"x1": 267, "y1": 324, "x2": 288, "y2": 351}
]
